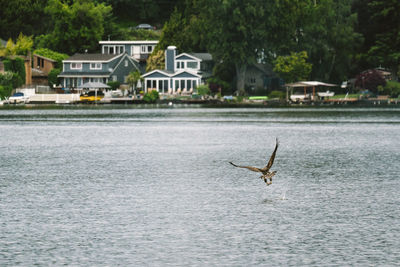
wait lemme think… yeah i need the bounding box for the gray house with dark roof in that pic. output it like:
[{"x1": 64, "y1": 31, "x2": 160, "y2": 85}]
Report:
[
  {"x1": 99, "y1": 40, "x2": 158, "y2": 62},
  {"x1": 142, "y1": 46, "x2": 214, "y2": 95},
  {"x1": 58, "y1": 53, "x2": 141, "y2": 89}
]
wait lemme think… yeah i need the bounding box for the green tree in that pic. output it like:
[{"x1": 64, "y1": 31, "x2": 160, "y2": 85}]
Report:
[
  {"x1": 0, "y1": 34, "x2": 33, "y2": 56},
  {"x1": 295, "y1": 0, "x2": 362, "y2": 82},
  {"x1": 14, "y1": 33, "x2": 34, "y2": 56},
  {"x1": 107, "y1": 81, "x2": 121, "y2": 90},
  {"x1": 0, "y1": 0, "x2": 49, "y2": 39},
  {"x1": 366, "y1": 0, "x2": 400, "y2": 81},
  {"x1": 36, "y1": 0, "x2": 113, "y2": 55},
  {"x1": 197, "y1": 0, "x2": 269, "y2": 94},
  {"x1": 146, "y1": 50, "x2": 165, "y2": 72},
  {"x1": 126, "y1": 70, "x2": 143, "y2": 95},
  {"x1": 33, "y1": 48, "x2": 69, "y2": 68},
  {"x1": 48, "y1": 68, "x2": 61, "y2": 87},
  {"x1": 3, "y1": 57, "x2": 26, "y2": 88},
  {"x1": 0, "y1": 72, "x2": 15, "y2": 98},
  {"x1": 273, "y1": 51, "x2": 312, "y2": 83}
]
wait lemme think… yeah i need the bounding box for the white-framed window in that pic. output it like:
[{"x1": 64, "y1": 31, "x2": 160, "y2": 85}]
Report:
[
  {"x1": 90, "y1": 63, "x2": 102, "y2": 70},
  {"x1": 103, "y1": 45, "x2": 125, "y2": 55},
  {"x1": 176, "y1": 61, "x2": 184, "y2": 69},
  {"x1": 112, "y1": 75, "x2": 117, "y2": 81},
  {"x1": 187, "y1": 61, "x2": 198, "y2": 69},
  {"x1": 140, "y1": 45, "x2": 155, "y2": 54},
  {"x1": 70, "y1": 63, "x2": 82, "y2": 70},
  {"x1": 125, "y1": 60, "x2": 128, "y2": 67}
]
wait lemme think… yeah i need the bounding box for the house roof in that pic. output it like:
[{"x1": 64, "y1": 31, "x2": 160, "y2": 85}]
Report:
[
  {"x1": 64, "y1": 53, "x2": 121, "y2": 62},
  {"x1": 32, "y1": 68, "x2": 47, "y2": 77},
  {"x1": 189, "y1": 53, "x2": 212, "y2": 61},
  {"x1": 33, "y1": 54, "x2": 57, "y2": 63},
  {"x1": 252, "y1": 63, "x2": 274, "y2": 76},
  {"x1": 58, "y1": 71, "x2": 111, "y2": 77},
  {"x1": 142, "y1": 69, "x2": 174, "y2": 78},
  {"x1": 99, "y1": 40, "x2": 159, "y2": 45}
]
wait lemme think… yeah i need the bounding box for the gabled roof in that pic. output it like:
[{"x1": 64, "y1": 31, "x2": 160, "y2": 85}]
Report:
[
  {"x1": 110, "y1": 53, "x2": 140, "y2": 76},
  {"x1": 176, "y1": 53, "x2": 200, "y2": 61},
  {"x1": 171, "y1": 70, "x2": 201, "y2": 78},
  {"x1": 142, "y1": 69, "x2": 174, "y2": 78},
  {"x1": 63, "y1": 53, "x2": 122, "y2": 62},
  {"x1": 175, "y1": 52, "x2": 213, "y2": 61},
  {"x1": 188, "y1": 53, "x2": 212, "y2": 61},
  {"x1": 33, "y1": 54, "x2": 57, "y2": 63},
  {"x1": 252, "y1": 63, "x2": 274, "y2": 76}
]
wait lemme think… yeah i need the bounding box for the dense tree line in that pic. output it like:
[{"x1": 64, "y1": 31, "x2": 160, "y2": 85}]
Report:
[{"x1": 0, "y1": 0, "x2": 399, "y2": 92}]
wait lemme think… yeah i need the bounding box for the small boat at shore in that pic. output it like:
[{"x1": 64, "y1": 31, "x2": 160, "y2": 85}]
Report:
[{"x1": 317, "y1": 91, "x2": 335, "y2": 97}]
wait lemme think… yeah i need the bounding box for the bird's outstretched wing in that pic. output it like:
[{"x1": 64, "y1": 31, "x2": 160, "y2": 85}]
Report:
[
  {"x1": 229, "y1": 162, "x2": 262, "y2": 173},
  {"x1": 262, "y1": 138, "x2": 279, "y2": 172}
]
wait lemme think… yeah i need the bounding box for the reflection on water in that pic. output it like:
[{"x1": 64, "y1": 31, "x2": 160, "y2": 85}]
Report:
[{"x1": 0, "y1": 107, "x2": 399, "y2": 266}]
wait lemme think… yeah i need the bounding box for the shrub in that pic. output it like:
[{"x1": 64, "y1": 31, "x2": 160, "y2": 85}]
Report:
[
  {"x1": 0, "y1": 71, "x2": 22, "y2": 90},
  {"x1": 3, "y1": 57, "x2": 25, "y2": 88},
  {"x1": 268, "y1": 90, "x2": 286, "y2": 99},
  {"x1": 207, "y1": 77, "x2": 230, "y2": 95},
  {"x1": 107, "y1": 81, "x2": 121, "y2": 90},
  {"x1": 196, "y1": 84, "x2": 210, "y2": 96},
  {"x1": 33, "y1": 48, "x2": 69, "y2": 68},
  {"x1": 48, "y1": 68, "x2": 61, "y2": 87},
  {"x1": 380, "y1": 81, "x2": 400, "y2": 98},
  {"x1": 0, "y1": 85, "x2": 13, "y2": 99},
  {"x1": 143, "y1": 90, "x2": 159, "y2": 103}
]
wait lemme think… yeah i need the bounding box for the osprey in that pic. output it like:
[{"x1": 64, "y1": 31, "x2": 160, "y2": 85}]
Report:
[{"x1": 229, "y1": 138, "x2": 279, "y2": 186}]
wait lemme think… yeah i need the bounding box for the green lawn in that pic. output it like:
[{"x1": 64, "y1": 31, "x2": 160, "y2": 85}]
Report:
[{"x1": 330, "y1": 94, "x2": 360, "y2": 99}]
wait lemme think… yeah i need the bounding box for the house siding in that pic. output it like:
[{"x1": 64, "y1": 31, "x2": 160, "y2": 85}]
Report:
[
  {"x1": 33, "y1": 55, "x2": 56, "y2": 75},
  {"x1": 111, "y1": 56, "x2": 140, "y2": 84}
]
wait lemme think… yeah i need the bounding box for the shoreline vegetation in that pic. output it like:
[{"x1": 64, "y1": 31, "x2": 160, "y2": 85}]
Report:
[{"x1": 1, "y1": 98, "x2": 400, "y2": 110}]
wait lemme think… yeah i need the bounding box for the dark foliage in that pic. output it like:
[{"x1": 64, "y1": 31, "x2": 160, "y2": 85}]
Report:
[{"x1": 355, "y1": 69, "x2": 386, "y2": 94}]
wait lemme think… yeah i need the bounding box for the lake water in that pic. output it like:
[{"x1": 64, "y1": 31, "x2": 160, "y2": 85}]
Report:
[{"x1": 0, "y1": 107, "x2": 399, "y2": 266}]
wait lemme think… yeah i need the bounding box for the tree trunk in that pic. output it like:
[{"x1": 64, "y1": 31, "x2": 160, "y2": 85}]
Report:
[
  {"x1": 391, "y1": 65, "x2": 399, "y2": 82},
  {"x1": 235, "y1": 63, "x2": 247, "y2": 96}
]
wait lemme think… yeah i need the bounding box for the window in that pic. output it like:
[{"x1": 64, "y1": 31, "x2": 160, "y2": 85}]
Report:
[
  {"x1": 125, "y1": 60, "x2": 128, "y2": 67},
  {"x1": 112, "y1": 75, "x2": 117, "y2": 81},
  {"x1": 148, "y1": 46, "x2": 153, "y2": 53},
  {"x1": 70, "y1": 63, "x2": 82, "y2": 69},
  {"x1": 90, "y1": 63, "x2": 102, "y2": 70},
  {"x1": 141, "y1": 45, "x2": 146, "y2": 53},
  {"x1": 124, "y1": 76, "x2": 128, "y2": 83},
  {"x1": 187, "y1": 61, "x2": 198, "y2": 69}
]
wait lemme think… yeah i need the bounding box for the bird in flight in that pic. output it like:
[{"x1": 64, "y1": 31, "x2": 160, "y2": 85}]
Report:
[{"x1": 229, "y1": 138, "x2": 279, "y2": 186}]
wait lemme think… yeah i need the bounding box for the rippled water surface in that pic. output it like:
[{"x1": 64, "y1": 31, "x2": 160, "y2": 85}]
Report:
[{"x1": 1, "y1": 107, "x2": 399, "y2": 266}]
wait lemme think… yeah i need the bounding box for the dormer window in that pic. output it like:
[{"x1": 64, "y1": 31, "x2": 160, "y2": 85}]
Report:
[
  {"x1": 90, "y1": 63, "x2": 102, "y2": 70},
  {"x1": 71, "y1": 63, "x2": 82, "y2": 69}
]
